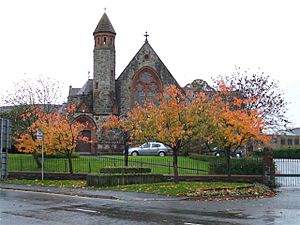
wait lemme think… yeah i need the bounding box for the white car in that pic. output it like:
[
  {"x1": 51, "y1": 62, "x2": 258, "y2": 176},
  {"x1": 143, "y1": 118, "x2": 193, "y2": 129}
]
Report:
[{"x1": 128, "y1": 142, "x2": 169, "y2": 156}]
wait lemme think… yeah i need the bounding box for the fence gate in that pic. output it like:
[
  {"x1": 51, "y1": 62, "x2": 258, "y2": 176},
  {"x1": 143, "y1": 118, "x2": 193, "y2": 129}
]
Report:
[
  {"x1": 0, "y1": 118, "x2": 12, "y2": 179},
  {"x1": 274, "y1": 159, "x2": 300, "y2": 187}
]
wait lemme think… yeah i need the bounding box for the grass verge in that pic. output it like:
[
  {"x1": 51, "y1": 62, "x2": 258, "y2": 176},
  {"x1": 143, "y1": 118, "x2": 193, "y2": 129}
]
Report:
[{"x1": 0, "y1": 179, "x2": 274, "y2": 200}]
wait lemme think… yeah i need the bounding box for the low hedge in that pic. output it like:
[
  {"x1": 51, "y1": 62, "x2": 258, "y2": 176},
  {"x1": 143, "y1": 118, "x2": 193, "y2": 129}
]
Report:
[
  {"x1": 253, "y1": 148, "x2": 300, "y2": 159},
  {"x1": 189, "y1": 154, "x2": 216, "y2": 162},
  {"x1": 38, "y1": 152, "x2": 80, "y2": 159},
  {"x1": 273, "y1": 149, "x2": 300, "y2": 159},
  {"x1": 208, "y1": 158, "x2": 263, "y2": 175},
  {"x1": 87, "y1": 174, "x2": 164, "y2": 186},
  {"x1": 99, "y1": 167, "x2": 151, "y2": 174}
]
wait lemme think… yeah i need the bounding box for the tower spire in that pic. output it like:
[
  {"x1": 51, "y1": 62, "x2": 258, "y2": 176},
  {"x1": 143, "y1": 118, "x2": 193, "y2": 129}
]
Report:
[{"x1": 94, "y1": 12, "x2": 116, "y2": 35}]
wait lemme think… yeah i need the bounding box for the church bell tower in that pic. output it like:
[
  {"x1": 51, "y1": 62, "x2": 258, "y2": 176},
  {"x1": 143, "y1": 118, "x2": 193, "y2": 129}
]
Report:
[{"x1": 93, "y1": 12, "x2": 116, "y2": 115}]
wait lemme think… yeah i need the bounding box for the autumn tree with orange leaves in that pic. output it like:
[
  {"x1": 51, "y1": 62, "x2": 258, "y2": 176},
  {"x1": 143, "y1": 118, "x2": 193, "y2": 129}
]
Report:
[
  {"x1": 13, "y1": 107, "x2": 44, "y2": 167},
  {"x1": 15, "y1": 105, "x2": 89, "y2": 174},
  {"x1": 103, "y1": 85, "x2": 195, "y2": 183},
  {"x1": 103, "y1": 83, "x2": 269, "y2": 180},
  {"x1": 102, "y1": 103, "x2": 150, "y2": 167},
  {"x1": 192, "y1": 81, "x2": 269, "y2": 175}
]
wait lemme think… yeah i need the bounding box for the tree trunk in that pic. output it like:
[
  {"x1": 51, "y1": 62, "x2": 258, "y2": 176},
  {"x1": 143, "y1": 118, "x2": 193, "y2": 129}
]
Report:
[
  {"x1": 32, "y1": 152, "x2": 42, "y2": 168},
  {"x1": 225, "y1": 149, "x2": 231, "y2": 176},
  {"x1": 124, "y1": 143, "x2": 129, "y2": 167},
  {"x1": 246, "y1": 141, "x2": 254, "y2": 158},
  {"x1": 172, "y1": 148, "x2": 179, "y2": 183},
  {"x1": 67, "y1": 152, "x2": 73, "y2": 174},
  {"x1": 123, "y1": 133, "x2": 129, "y2": 167}
]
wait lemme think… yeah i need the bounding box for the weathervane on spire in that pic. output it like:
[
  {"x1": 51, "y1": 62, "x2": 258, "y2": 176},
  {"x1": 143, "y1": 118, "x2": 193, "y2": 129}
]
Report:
[
  {"x1": 104, "y1": 7, "x2": 107, "y2": 13},
  {"x1": 144, "y1": 31, "x2": 149, "y2": 42}
]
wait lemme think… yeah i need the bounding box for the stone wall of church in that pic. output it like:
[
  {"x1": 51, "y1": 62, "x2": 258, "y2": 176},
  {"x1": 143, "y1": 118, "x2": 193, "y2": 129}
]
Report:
[
  {"x1": 94, "y1": 115, "x2": 124, "y2": 154},
  {"x1": 68, "y1": 94, "x2": 93, "y2": 114},
  {"x1": 116, "y1": 43, "x2": 180, "y2": 115}
]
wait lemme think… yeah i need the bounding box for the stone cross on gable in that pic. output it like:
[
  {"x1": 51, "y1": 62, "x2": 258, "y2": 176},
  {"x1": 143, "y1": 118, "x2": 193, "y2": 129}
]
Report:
[{"x1": 144, "y1": 31, "x2": 149, "y2": 42}]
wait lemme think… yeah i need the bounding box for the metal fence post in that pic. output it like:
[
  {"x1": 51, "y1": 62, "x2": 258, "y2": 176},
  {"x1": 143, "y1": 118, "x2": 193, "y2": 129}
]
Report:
[
  {"x1": 64, "y1": 160, "x2": 67, "y2": 172},
  {"x1": 20, "y1": 158, "x2": 23, "y2": 171}
]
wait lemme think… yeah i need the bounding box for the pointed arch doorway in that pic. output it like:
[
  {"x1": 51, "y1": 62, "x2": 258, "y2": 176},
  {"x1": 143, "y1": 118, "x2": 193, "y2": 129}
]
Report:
[{"x1": 74, "y1": 115, "x2": 97, "y2": 154}]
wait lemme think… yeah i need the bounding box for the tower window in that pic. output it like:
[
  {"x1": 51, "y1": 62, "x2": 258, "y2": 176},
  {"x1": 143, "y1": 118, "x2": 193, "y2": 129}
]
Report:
[
  {"x1": 95, "y1": 82, "x2": 99, "y2": 89},
  {"x1": 103, "y1": 37, "x2": 106, "y2": 45}
]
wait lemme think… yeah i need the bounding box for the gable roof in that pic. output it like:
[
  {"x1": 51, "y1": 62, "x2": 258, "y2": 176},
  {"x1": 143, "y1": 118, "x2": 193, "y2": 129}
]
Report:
[
  {"x1": 116, "y1": 41, "x2": 180, "y2": 88},
  {"x1": 77, "y1": 79, "x2": 93, "y2": 95},
  {"x1": 69, "y1": 79, "x2": 93, "y2": 96},
  {"x1": 93, "y1": 12, "x2": 116, "y2": 35},
  {"x1": 69, "y1": 88, "x2": 81, "y2": 97}
]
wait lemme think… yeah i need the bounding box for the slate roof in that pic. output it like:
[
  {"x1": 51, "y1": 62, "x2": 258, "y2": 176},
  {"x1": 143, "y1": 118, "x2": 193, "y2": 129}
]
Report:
[
  {"x1": 69, "y1": 79, "x2": 93, "y2": 96},
  {"x1": 277, "y1": 130, "x2": 297, "y2": 136},
  {"x1": 291, "y1": 128, "x2": 300, "y2": 135},
  {"x1": 94, "y1": 12, "x2": 116, "y2": 35},
  {"x1": 69, "y1": 88, "x2": 81, "y2": 96},
  {"x1": 77, "y1": 79, "x2": 93, "y2": 95}
]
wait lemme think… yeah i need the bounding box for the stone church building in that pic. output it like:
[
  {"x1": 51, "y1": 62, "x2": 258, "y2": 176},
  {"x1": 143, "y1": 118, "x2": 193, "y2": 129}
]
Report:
[{"x1": 68, "y1": 12, "x2": 181, "y2": 154}]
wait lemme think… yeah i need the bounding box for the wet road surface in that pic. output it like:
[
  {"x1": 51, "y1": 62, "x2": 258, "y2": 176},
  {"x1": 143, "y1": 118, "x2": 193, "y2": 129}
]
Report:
[{"x1": 0, "y1": 187, "x2": 299, "y2": 225}]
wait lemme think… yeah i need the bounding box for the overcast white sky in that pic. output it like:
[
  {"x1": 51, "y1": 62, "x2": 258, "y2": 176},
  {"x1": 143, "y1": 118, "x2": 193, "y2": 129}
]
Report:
[{"x1": 0, "y1": 0, "x2": 299, "y2": 127}]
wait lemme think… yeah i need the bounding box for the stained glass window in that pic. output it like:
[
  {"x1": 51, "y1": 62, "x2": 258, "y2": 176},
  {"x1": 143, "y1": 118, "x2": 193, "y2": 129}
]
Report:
[{"x1": 131, "y1": 69, "x2": 162, "y2": 107}]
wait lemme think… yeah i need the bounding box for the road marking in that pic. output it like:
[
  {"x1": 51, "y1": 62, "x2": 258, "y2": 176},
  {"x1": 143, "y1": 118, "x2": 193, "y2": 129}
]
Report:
[
  {"x1": 75, "y1": 208, "x2": 98, "y2": 213},
  {"x1": 184, "y1": 223, "x2": 203, "y2": 225}
]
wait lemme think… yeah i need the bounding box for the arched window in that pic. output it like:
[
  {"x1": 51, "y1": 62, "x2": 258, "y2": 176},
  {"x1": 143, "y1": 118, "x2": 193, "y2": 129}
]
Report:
[{"x1": 131, "y1": 67, "x2": 162, "y2": 107}]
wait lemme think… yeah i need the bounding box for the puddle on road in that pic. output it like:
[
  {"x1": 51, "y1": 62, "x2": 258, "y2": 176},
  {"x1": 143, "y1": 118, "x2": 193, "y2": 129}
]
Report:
[
  {"x1": 44, "y1": 204, "x2": 239, "y2": 225},
  {"x1": 166, "y1": 208, "x2": 248, "y2": 219}
]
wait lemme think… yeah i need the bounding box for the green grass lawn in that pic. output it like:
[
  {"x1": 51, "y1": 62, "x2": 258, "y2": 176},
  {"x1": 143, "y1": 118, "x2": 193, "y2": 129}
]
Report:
[
  {"x1": 0, "y1": 179, "x2": 272, "y2": 198},
  {"x1": 8, "y1": 154, "x2": 209, "y2": 175}
]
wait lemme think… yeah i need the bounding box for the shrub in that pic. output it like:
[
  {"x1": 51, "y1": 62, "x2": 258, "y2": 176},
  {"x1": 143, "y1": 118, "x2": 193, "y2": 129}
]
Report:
[
  {"x1": 273, "y1": 148, "x2": 300, "y2": 159},
  {"x1": 253, "y1": 149, "x2": 263, "y2": 158},
  {"x1": 99, "y1": 167, "x2": 151, "y2": 174},
  {"x1": 208, "y1": 158, "x2": 263, "y2": 175},
  {"x1": 254, "y1": 147, "x2": 300, "y2": 159}
]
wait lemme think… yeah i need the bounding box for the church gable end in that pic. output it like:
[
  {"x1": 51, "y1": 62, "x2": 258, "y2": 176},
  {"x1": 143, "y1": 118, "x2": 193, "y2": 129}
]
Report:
[{"x1": 116, "y1": 41, "x2": 180, "y2": 115}]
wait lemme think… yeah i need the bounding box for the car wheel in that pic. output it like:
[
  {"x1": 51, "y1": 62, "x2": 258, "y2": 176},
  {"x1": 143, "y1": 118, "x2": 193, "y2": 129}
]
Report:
[
  {"x1": 158, "y1": 151, "x2": 166, "y2": 156},
  {"x1": 215, "y1": 152, "x2": 220, "y2": 157},
  {"x1": 131, "y1": 151, "x2": 139, "y2": 156}
]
